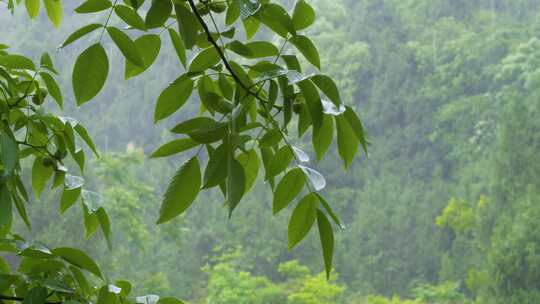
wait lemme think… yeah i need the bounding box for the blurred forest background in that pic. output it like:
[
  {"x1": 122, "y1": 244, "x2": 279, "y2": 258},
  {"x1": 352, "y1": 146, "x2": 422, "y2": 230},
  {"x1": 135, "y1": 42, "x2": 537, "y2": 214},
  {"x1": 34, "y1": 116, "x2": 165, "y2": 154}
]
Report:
[{"x1": 3, "y1": 0, "x2": 540, "y2": 303}]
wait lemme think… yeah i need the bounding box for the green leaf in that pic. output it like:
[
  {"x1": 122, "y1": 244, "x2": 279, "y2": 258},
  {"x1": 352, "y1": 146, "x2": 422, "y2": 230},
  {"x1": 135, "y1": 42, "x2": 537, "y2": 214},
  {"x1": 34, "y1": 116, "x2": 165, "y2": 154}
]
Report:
[
  {"x1": 74, "y1": 124, "x2": 99, "y2": 156},
  {"x1": 125, "y1": 34, "x2": 161, "y2": 79},
  {"x1": 40, "y1": 52, "x2": 56, "y2": 73},
  {"x1": 335, "y1": 115, "x2": 358, "y2": 169},
  {"x1": 0, "y1": 258, "x2": 10, "y2": 273},
  {"x1": 227, "y1": 40, "x2": 252, "y2": 57},
  {"x1": 72, "y1": 43, "x2": 109, "y2": 105},
  {"x1": 115, "y1": 280, "x2": 131, "y2": 296},
  {"x1": 245, "y1": 41, "x2": 278, "y2": 58},
  {"x1": 24, "y1": 0, "x2": 40, "y2": 19},
  {"x1": 97, "y1": 208, "x2": 112, "y2": 250},
  {"x1": 188, "y1": 123, "x2": 227, "y2": 144},
  {"x1": 226, "y1": 158, "x2": 246, "y2": 216},
  {"x1": 297, "y1": 79, "x2": 323, "y2": 129},
  {"x1": 174, "y1": 3, "x2": 200, "y2": 49},
  {"x1": 267, "y1": 146, "x2": 293, "y2": 178},
  {"x1": 259, "y1": 129, "x2": 281, "y2": 147},
  {"x1": 83, "y1": 204, "x2": 99, "y2": 238},
  {"x1": 12, "y1": 192, "x2": 30, "y2": 230},
  {"x1": 107, "y1": 26, "x2": 144, "y2": 67},
  {"x1": 0, "y1": 186, "x2": 13, "y2": 237},
  {"x1": 39, "y1": 72, "x2": 63, "y2": 108},
  {"x1": 242, "y1": 17, "x2": 260, "y2": 40},
  {"x1": 225, "y1": 1, "x2": 240, "y2": 25},
  {"x1": 75, "y1": 0, "x2": 112, "y2": 14},
  {"x1": 0, "y1": 54, "x2": 35, "y2": 70},
  {"x1": 114, "y1": 4, "x2": 146, "y2": 30},
  {"x1": 290, "y1": 35, "x2": 320, "y2": 69},
  {"x1": 343, "y1": 106, "x2": 368, "y2": 154},
  {"x1": 257, "y1": 3, "x2": 295, "y2": 38},
  {"x1": 97, "y1": 286, "x2": 120, "y2": 304},
  {"x1": 236, "y1": 149, "x2": 259, "y2": 192},
  {"x1": 60, "y1": 187, "x2": 81, "y2": 214},
  {"x1": 52, "y1": 247, "x2": 103, "y2": 279},
  {"x1": 32, "y1": 157, "x2": 54, "y2": 198},
  {"x1": 218, "y1": 74, "x2": 234, "y2": 99},
  {"x1": 145, "y1": 0, "x2": 172, "y2": 28},
  {"x1": 315, "y1": 193, "x2": 342, "y2": 228},
  {"x1": 273, "y1": 167, "x2": 305, "y2": 214},
  {"x1": 317, "y1": 209, "x2": 334, "y2": 279},
  {"x1": 157, "y1": 157, "x2": 201, "y2": 224},
  {"x1": 311, "y1": 74, "x2": 341, "y2": 106},
  {"x1": 168, "y1": 28, "x2": 186, "y2": 68},
  {"x1": 150, "y1": 138, "x2": 199, "y2": 158},
  {"x1": 281, "y1": 54, "x2": 301, "y2": 72},
  {"x1": 42, "y1": 278, "x2": 75, "y2": 294},
  {"x1": 23, "y1": 287, "x2": 47, "y2": 304},
  {"x1": 61, "y1": 23, "x2": 102, "y2": 48},
  {"x1": 229, "y1": 60, "x2": 253, "y2": 86},
  {"x1": 73, "y1": 148, "x2": 85, "y2": 172},
  {"x1": 154, "y1": 78, "x2": 194, "y2": 122},
  {"x1": 171, "y1": 117, "x2": 215, "y2": 134},
  {"x1": 203, "y1": 144, "x2": 228, "y2": 189},
  {"x1": 292, "y1": 0, "x2": 315, "y2": 31},
  {"x1": 43, "y1": 0, "x2": 62, "y2": 27},
  {"x1": 125, "y1": 0, "x2": 143, "y2": 10},
  {"x1": 312, "y1": 115, "x2": 333, "y2": 161},
  {"x1": 69, "y1": 266, "x2": 90, "y2": 295},
  {"x1": 0, "y1": 133, "x2": 17, "y2": 176},
  {"x1": 288, "y1": 193, "x2": 318, "y2": 250},
  {"x1": 0, "y1": 274, "x2": 17, "y2": 292},
  {"x1": 188, "y1": 47, "x2": 221, "y2": 72}
]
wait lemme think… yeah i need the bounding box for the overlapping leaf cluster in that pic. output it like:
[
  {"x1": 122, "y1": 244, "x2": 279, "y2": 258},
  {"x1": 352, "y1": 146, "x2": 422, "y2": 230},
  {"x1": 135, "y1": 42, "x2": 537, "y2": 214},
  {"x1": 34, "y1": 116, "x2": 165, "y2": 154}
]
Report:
[
  {"x1": 0, "y1": 47, "x2": 147, "y2": 303},
  {"x1": 1, "y1": 0, "x2": 367, "y2": 302}
]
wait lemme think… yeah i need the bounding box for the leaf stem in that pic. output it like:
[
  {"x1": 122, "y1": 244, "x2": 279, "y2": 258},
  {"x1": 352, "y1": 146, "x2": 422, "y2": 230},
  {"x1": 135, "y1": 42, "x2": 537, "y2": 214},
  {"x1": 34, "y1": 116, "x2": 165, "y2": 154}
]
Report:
[{"x1": 98, "y1": 0, "x2": 119, "y2": 42}]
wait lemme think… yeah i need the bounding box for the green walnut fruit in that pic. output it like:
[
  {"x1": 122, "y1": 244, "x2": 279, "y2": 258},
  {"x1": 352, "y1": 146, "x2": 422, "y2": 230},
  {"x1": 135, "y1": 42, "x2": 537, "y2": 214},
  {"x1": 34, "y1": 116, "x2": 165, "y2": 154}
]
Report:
[
  {"x1": 31, "y1": 95, "x2": 41, "y2": 105},
  {"x1": 196, "y1": 2, "x2": 210, "y2": 15},
  {"x1": 209, "y1": 1, "x2": 227, "y2": 13},
  {"x1": 31, "y1": 88, "x2": 48, "y2": 105}
]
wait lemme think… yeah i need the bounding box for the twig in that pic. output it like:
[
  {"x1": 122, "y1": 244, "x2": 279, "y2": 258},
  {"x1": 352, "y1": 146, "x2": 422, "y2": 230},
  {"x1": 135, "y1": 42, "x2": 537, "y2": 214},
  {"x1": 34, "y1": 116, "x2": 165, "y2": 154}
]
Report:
[
  {"x1": 0, "y1": 295, "x2": 61, "y2": 304},
  {"x1": 186, "y1": 0, "x2": 282, "y2": 110},
  {"x1": 98, "y1": 0, "x2": 119, "y2": 42}
]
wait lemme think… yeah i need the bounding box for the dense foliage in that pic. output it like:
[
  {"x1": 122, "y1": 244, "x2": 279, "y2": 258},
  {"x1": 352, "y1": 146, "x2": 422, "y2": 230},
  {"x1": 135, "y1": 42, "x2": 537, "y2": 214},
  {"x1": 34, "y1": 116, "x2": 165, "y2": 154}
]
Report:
[
  {"x1": 2, "y1": 0, "x2": 540, "y2": 303},
  {"x1": 0, "y1": 0, "x2": 366, "y2": 303}
]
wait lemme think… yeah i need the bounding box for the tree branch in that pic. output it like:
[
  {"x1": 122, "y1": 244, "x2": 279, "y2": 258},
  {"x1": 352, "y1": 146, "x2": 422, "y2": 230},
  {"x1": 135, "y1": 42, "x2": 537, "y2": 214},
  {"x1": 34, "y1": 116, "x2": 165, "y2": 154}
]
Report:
[
  {"x1": 0, "y1": 295, "x2": 61, "y2": 304},
  {"x1": 186, "y1": 0, "x2": 282, "y2": 110}
]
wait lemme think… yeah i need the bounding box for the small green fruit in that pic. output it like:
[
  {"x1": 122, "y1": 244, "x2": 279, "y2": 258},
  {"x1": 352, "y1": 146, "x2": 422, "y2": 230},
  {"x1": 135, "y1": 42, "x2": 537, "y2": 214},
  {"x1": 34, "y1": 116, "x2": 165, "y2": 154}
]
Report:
[
  {"x1": 196, "y1": 3, "x2": 210, "y2": 15},
  {"x1": 209, "y1": 2, "x2": 227, "y2": 13}
]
